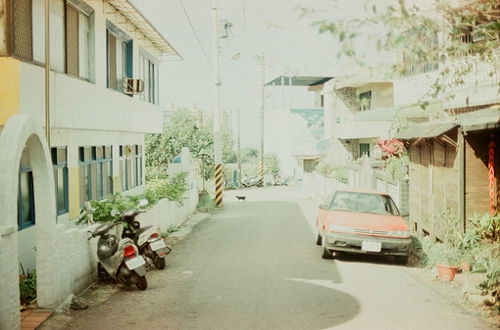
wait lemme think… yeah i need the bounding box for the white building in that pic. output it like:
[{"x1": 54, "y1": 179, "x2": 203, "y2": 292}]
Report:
[{"x1": 0, "y1": 1, "x2": 179, "y2": 328}]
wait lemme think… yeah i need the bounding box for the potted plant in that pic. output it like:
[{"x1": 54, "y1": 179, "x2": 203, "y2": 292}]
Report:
[{"x1": 431, "y1": 244, "x2": 463, "y2": 282}]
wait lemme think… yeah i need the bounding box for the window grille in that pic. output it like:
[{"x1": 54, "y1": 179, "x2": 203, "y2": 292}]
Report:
[{"x1": 13, "y1": 0, "x2": 33, "y2": 62}]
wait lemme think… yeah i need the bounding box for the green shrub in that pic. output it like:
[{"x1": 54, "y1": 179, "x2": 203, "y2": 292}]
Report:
[
  {"x1": 197, "y1": 190, "x2": 215, "y2": 213},
  {"x1": 20, "y1": 269, "x2": 37, "y2": 305},
  {"x1": 78, "y1": 172, "x2": 188, "y2": 225}
]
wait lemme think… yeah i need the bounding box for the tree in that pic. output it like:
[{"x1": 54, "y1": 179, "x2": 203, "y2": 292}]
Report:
[
  {"x1": 145, "y1": 108, "x2": 233, "y2": 179},
  {"x1": 264, "y1": 153, "x2": 280, "y2": 176},
  {"x1": 307, "y1": 0, "x2": 500, "y2": 105}
]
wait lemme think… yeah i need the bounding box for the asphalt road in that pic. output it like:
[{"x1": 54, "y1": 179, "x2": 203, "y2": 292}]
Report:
[{"x1": 38, "y1": 186, "x2": 492, "y2": 330}]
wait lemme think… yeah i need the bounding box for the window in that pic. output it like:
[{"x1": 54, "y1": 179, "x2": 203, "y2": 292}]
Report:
[
  {"x1": 18, "y1": 149, "x2": 35, "y2": 230},
  {"x1": 360, "y1": 143, "x2": 370, "y2": 158},
  {"x1": 17, "y1": 0, "x2": 93, "y2": 80},
  {"x1": 140, "y1": 49, "x2": 160, "y2": 104},
  {"x1": 52, "y1": 147, "x2": 68, "y2": 215},
  {"x1": 119, "y1": 145, "x2": 143, "y2": 191},
  {"x1": 358, "y1": 91, "x2": 372, "y2": 111},
  {"x1": 402, "y1": 30, "x2": 439, "y2": 77},
  {"x1": 79, "y1": 146, "x2": 113, "y2": 206},
  {"x1": 66, "y1": 3, "x2": 91, "y2": 79},
  {"x1": 107, "y1": 22, "x2": 133, "y2": 92}
]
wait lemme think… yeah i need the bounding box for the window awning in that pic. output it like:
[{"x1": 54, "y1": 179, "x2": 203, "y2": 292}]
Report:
[
  {"x1": 266, "y1": 76, "x2": 333, "y2": 87},
  {"x1": 106, "y1": 0, "x2": 179, "y2": 57},
  {"x1": 395, "y1": 123, "x2": 457, "y2": 140},
  {"x1": 395, "y1": 107, "x2": 500, "y2": 140}
]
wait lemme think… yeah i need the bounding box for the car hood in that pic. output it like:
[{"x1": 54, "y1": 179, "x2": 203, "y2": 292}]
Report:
[{"x1": 325, "y1": 210, "x2": 409, "y2": 232}]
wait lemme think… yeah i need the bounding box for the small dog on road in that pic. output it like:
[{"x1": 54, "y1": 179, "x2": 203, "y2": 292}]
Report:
[{"x1": 235, "y1": 195, "x2": 246, "y2": 202}]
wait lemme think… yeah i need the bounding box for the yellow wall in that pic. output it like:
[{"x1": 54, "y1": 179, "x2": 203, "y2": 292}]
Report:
[
  {"x1": 68, "y1": 167, "x2": 81, "y2": 219},
  {"x1": 0, "y1": 58, "x2": 20, "y2": 125}
]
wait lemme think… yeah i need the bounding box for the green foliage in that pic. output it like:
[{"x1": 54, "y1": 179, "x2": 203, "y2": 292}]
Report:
[
  {"x1": 314, "y1": 160, "x2": 335, "y2": 177},
  {"x1": 306, "y1": 0, "x2": 500, "y2": 102},
  {"x1": 333, "y1": 165, "x2": 348, "y2": 184},
  {"x1": 418, "y1": 210, "x2": 500, "y2": 310},
  {"x1": 145, "y1": 108, "x2": 233, "y2": 180},
  {"x1": 145, "y1": 172, "x2": 188, "y2": 206},
  {"x1": 264, "y1": 153, "x2": 280, "y2": 176},
  {"x1": 19, "y1": 268, "x2": 37, "y2": 305},
  {"x1": 197, "y1": 190, "x2": 215, "y2": 213},
  {"x1": 78, "y1": 172, "x2": 187, "y2": 225},
  {"x1": 161, "y1": 224, "x2": 180, "y2": 238},
  {"x1": 241, "y1": 147, "x2": 259, "y2": 164},
  {"x1": 77, "y1": 193, "x2": 147, "y2": 225},
  {"x1": 385, "y1": 154, "x2": 409, "y2": 180}
]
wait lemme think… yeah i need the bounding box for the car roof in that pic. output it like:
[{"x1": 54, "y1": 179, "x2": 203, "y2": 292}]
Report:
[{"x1": 333, "y1": 187, "x2": 389, "y2": 196}]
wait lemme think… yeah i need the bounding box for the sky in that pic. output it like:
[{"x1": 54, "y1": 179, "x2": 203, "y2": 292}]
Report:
[{"x1": 130, "y1": 0, "x2": 389, "y2": 148}]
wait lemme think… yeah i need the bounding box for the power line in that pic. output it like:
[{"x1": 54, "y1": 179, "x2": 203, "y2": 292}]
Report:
[{"x1": 179, "y1": 0, "x2": 214, "y2": 71}]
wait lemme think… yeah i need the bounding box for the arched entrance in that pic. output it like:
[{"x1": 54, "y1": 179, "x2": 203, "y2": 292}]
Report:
[{"x1": 0, "y1": 115, "x2": 57, "y2": 329}]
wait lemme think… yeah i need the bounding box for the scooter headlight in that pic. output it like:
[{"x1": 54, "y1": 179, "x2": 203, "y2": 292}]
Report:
[{"x1": 99, "y1": 245, "x2": 108, "y2": 251}]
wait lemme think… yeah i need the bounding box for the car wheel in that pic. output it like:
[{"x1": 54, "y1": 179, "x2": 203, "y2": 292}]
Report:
[
  {"x1": 316, "y1": 232, "x2": 322, "y2": 246},
  {"x1": 395, "y1": 256, "x2": 409, "y2": 265},
  {"x1": 321, "y1": 237, "x2": 333, "y2": 259}
]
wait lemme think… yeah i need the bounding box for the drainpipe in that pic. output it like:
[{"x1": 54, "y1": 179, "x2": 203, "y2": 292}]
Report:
[
  {"x1": 458, "y1": 127, "x2": 466, "y2": 234},
  {"x1": 44, "y1": 0, "x2": 50, "y2": 146}
]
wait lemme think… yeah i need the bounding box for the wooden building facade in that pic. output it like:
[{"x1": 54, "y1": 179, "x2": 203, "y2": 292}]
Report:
[{"x1": 396, "y1": 108, "x2": 500, "y2": 240}]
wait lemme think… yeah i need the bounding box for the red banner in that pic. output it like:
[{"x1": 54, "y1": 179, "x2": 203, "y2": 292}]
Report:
[{"x1": 488, "y1": 133, "x2": 496, "y2": 216}]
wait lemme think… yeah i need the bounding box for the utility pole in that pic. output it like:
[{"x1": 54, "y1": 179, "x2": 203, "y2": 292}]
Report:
[
  {"x1": 44, "y1": 0, "x2": 50, "y2": 147},
  {"x1": 258, "y1": 52, "x2": 265, "y2": 186},
  {"x1": 212, "y1": 0, "x2": 223, "y2": 207},
  {"x1": 237, "y1": 108, "x2": 242, "y2": 187}
]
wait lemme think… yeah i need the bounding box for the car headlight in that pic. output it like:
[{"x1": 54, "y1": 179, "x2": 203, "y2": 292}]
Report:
[
  {"x1": 329, "y1": 224, "x2": 355, "y2": 233},
  {"x1": 388, "y1": 230, "x2": 410, "y2": 237}
]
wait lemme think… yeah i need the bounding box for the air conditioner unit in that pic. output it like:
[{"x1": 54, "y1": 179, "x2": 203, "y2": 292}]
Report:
[{"x1": 124, "y1": 78, "x2": 144, "y2": 94}]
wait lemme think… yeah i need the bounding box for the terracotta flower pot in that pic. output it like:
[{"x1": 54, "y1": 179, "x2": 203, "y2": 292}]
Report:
[
  {"x1": 437, "y1": 264, "x2": 459, "y2": 282},
  {"x1": 460, "y1": 261, "x2": 471, "y2": 273}
]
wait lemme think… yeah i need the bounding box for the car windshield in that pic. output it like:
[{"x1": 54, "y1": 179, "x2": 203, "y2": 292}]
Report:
[{"x1": 328, "y1": 191, "x2": 400, "y2": 216}]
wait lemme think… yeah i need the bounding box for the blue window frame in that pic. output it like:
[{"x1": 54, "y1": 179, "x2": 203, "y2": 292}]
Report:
[
  {"x1": 52, "y1": 147, "x2": 68, "y2": 215},
  {"x1": 119, "y1": 145, "x2": 142, "y2": 191},
  {"x1": 79, "y1": 146, "x2": 113, "y2": 206},
  {"x1": 18, "y1": 149, "x2": 35, "y2": 230}
]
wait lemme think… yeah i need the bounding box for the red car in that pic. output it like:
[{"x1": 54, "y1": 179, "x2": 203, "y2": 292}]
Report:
[{"x1": 316, "y1": 188, "x2": 412, "y2": 264}]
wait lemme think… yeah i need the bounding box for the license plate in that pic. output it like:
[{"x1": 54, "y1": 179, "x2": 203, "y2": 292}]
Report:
[
  {"x1": 362, "y1": 241, "x2": 382, "y2": 252},
  {"x1": 149, "y1": 239, "x2": 166, "y2": 251},
  {"x1": 125, "y1": 256, "x2": 146, "y2": 270}
]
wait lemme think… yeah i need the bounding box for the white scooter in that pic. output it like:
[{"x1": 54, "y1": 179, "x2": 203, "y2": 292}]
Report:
[
  {"x1": 88, "y1": 222, "x2": 148, "y2": 290},
  {"x1": 118, "y1": 200, "x2": 170, "y2": 270}
]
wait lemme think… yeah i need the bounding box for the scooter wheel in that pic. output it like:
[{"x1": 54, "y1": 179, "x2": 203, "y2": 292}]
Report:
[
  {"x1": 97, "y1": 263, "x2": 111, "y2": 281},
  {"x1": 153, "y1": 256, "x2": 166, "y2": 270},
  {"x1": 135, "y1": 275, "x2": 147, "y2": 291}
]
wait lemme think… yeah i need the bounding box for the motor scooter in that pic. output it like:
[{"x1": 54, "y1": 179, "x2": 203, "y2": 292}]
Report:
[
  {"x1": 117, "y1": 200, "x2": 171, "y2": 270},
  {"x1": 88, "y1": 222, "x2": 148, "y2": 290}
]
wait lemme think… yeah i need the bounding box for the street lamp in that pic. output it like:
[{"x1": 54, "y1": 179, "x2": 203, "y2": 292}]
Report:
[
  {"x1": 212, "y1": 51, "x2": 240, "y2": 206},
  {"x1": 212, "y1": 0, "x2": 240, "y2": 207}
]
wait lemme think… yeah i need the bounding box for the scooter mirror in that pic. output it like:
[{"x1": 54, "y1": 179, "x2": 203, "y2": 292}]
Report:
[
  {"x1": 111, "y1": 208, "x2": 118, "y2": 217},
  {"x1": 139, "y1": 199, "x2": 149, "y2": 207}
]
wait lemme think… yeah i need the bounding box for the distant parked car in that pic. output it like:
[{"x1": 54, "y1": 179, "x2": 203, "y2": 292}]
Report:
[{"x1": 316, "y1": 188, "x2": 412, "y2": 264}]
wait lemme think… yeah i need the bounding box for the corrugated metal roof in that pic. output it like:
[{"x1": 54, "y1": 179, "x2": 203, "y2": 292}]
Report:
[
  {"x1": 459, "y1": 107, "x2": 500, "y2": 132},
  {"x1": 395, "y1": 107, "x2": 500, "y2": 139},
  {"x1": 395, "y1": 123, "x2": 456, "y2": 140},
  {"x1": 106, "y1": 0, "x2": 179, "y2": 56},
  {"x1": 266, "y1": 76, "x2": 333, "y2": 87}
]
